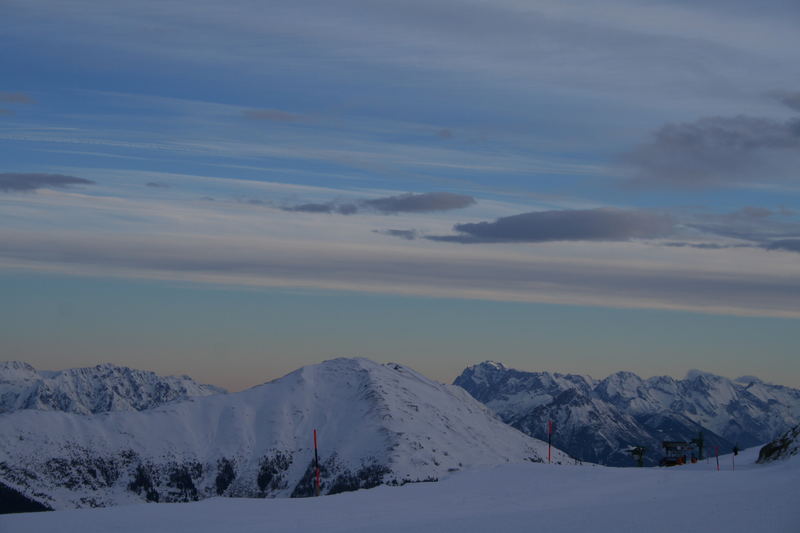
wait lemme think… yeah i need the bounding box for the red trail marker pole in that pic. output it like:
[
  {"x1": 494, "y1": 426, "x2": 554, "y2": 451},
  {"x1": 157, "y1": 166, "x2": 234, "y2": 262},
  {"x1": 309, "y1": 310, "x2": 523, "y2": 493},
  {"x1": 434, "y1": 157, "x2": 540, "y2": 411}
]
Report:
[
  {"x1": 314, "y1": 429, "x2": 321, "y2": 496},
  {"x1": 547, "y1": 420, "x2": 552, "y2": 464}
]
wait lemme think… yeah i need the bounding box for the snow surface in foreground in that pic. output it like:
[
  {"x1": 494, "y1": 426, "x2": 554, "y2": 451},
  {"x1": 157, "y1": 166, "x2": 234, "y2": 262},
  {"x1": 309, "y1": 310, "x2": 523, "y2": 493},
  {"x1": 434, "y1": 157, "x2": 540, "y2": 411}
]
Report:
[{"x1": 2, "y1": 447, "x2": 796, "y2": 533}]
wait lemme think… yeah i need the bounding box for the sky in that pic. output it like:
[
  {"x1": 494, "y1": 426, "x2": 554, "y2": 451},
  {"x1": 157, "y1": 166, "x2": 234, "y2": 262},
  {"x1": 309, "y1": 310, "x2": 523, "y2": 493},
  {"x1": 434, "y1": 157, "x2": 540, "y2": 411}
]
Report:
[{"x1": 1, "y1": 0, "x2": 799, "y2": 390}]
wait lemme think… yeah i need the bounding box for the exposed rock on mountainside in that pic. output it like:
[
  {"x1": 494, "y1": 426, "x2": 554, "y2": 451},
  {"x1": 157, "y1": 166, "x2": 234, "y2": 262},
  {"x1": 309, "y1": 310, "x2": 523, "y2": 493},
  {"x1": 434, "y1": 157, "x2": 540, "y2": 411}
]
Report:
[
  {"x1": 757, "y1": 424, "x2": 800, "y2": 463},
  {"x1": 454, "y1": 362, "x2": 800, "y2": 466},
  {"x1": 0, "y1": 361, "x2": 225, "y2": 415},
  {"x1": 0, "y1": 358, "x2": 568, "y2": 511}
]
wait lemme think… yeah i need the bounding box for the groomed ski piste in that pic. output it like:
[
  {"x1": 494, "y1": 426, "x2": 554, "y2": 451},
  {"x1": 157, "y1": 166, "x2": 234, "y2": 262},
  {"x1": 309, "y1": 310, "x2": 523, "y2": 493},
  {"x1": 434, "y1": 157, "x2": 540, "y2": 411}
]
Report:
[{"x1": 2, "y1": 445, "x2": 796, "y2": 533}]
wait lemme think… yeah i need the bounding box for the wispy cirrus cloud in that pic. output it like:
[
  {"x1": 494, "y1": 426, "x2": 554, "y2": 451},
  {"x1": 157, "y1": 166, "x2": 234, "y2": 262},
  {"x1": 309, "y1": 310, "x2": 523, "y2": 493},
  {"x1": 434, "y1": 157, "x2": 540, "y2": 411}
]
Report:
[
  {"x1": 242, "y1": 108, "x2": 304, "y2": 122},
  {"x1": 1, "y1": 182, "x2": 798, "y2": 318},
  {"x1": 0, "y1": 173, "x2": 95, "y2": 192},
  {"x1": 1, "y1": 225, "x2": 798, "y2": 318},
  {"x1": 6, "y1": 0, "x2": 799, "y2": 114}
]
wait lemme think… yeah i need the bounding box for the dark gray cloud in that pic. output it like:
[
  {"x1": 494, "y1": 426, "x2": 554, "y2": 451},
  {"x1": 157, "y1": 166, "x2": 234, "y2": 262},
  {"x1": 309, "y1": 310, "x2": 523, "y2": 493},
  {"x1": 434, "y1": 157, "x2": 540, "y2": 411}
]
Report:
[
  {"x1": 284, "y1": 192, "x2": 476, "y2": 216},
  {"x1": 776, "y1": 92, "x2": 800, "y2": 112},
  {"x1": 0, "y1": 173, "x2": 95, "y2": 192},
  {"x1": 0, "y1": 92, "x2": 34, "y2": 104},
  {"x1": 625, "y1": 115, "x2": 800, "y2": 188},
  {"x1": 283, "y1": 202, "x2": 359, "y2": 215},
  {"x1": 663, "y1": 242, "x2": 755, "y2": 250},
  {"x1": 244, "y1": 198, "x2": 268, "y2": 206},
  {"x1": 285, "y1": 202, "x2": 335, "y2": 213},
  {"x1": 362, "y1": 192, "x2": 475, "y2": 213},
  {"x1": 233, "y1": 197, "x2": 277, "y2": 207},
  {"x1": 429, "y1": 208, "x2": 674, "y2": 244},
  {"x1": 728, "y1": 206, "x2": 773, "y2": 219},
  {"x1": 652, "y1": 206, "x2": 800, "y2": 253},
  {"x1": 146, "y1": 182, "x2": 170, "y2": 188},
  {"x1": 685, "y1": 207, "x2": 800, "y2": 243},
  {"x1": 242, "y1": 108, "x2": 303, "y2": 122},
  {"x1": 336, "y1": 203, "x2": 359, "y2": 215},
  {"x1": 374, "y1": 229, "x2": 419, "y2": 240},
  {"x1": 766, "y1": 239, "x2": 800, "y2": 253}
]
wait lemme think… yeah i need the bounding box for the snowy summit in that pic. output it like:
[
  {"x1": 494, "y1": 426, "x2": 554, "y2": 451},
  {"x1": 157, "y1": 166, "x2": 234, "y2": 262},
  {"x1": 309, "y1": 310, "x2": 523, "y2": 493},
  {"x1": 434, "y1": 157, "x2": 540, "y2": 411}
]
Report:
[
  {"x1": 0, "y1": 358, "x2": 568, "y2": 510},
  {"x1": 0, "y1": 361, "x2": 224, "y2": 415}
]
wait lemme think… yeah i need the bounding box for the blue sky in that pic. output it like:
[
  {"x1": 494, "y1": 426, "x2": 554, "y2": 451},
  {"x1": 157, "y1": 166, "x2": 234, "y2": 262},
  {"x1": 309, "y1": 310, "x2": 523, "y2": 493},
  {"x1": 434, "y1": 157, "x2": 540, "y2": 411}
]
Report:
[{"x1": 1, "y1": 0, "x2": 799, "y2": 389}]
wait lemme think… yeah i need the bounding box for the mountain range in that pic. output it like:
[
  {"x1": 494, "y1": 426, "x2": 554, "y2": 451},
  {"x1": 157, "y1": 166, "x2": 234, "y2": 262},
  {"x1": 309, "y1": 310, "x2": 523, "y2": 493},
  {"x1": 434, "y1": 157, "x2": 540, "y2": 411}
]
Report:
[
  {"x1": 5, "y1": 356, "x2": 795, "y2": 513},
  {"x1": 0, "y1": 358, "x2": 565, "y2": 512},
  {"x1": 0, "y1": 361, "x2": 225, "y2": 415},
  {"x1": 454, "y1": 362, "x2": 800, "y2": 466}
]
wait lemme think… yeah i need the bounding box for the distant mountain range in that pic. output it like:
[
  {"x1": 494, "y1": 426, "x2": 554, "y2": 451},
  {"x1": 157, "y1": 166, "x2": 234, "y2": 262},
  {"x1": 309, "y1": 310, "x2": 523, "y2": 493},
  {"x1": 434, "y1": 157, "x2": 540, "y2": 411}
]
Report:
[
  {"x1": 0, "y1": 361, "x2": 225, "y2": 415},
  {"x1": 5, "y1": 357, "x2": 794, "y2": 513},
  {"x1": 0, "y1": 358, "x2": 564, "y2": 512},
  {"x1": 454, "y1": 362, "x2": 800, "y2": 467}
]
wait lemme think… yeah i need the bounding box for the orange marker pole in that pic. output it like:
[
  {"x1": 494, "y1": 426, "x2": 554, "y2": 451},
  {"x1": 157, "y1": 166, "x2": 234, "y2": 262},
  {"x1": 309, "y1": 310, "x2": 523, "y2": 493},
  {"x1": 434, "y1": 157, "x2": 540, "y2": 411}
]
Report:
[
  {"x1": 547, "y1": 420, "x2": 552, "y2": 464},
  {"x1": 314, "y1": 429, "x2": 321, "y2": 496}
]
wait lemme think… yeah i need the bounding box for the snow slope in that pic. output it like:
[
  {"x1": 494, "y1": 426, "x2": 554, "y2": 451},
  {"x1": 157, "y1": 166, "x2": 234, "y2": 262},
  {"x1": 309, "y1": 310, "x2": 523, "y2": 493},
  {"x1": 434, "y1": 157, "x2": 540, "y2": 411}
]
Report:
[
  {"x1": 2, "y1": 446, "x2": 795, "y2": 533},
  {"x1": 455, "y1": 362, "x2": 800, "y2": 466},
  {"x1": 0, "y1": 358, "x2": 568, "y2": 510},
  {"x1": 0, "y1": 361, "x2": 225, "y2": 415}
]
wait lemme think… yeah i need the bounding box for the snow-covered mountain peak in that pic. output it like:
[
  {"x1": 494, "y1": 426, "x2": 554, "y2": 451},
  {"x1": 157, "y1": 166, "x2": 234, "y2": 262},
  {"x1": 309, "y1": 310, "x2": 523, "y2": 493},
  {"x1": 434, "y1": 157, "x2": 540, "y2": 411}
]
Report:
[
  {"x1": 607, "y1": 370, "x2": 642, "y2": 381},
  {"x1": 463, "y1": 361, "x2": 508, "y2": 382},
  {"x1": 455, "y1": 363, "x2": 800, "y2": 466},
  {"x1": 0, "y1": 357, "x2": 569, "y2": 510},
  {"x1": 0, "y1": 361, "x2": 225, "y2": 415},
  {"x1": 685, "y1": 369, "x2": 719, "y2": 381},
  {"x1": 0, "y1": 360, "x2": 36, "y2": 370},
  {"x1": 645, "y1": 374, "x2": 677, "y2": 386},
  {"x1": 595, "y1": 371, "x2": 645, "y2": 401},
  {"x1": 0, "y1": 361, "x2": 39, "y2": 381}
]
